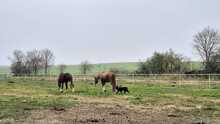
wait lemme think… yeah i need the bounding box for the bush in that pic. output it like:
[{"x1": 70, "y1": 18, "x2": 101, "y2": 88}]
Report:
[{"x1": 137, "y1": 49, "x2": 190, "y2": 74}]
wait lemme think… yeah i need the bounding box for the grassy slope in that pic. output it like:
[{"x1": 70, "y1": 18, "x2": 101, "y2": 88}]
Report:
[
  {"x1": 0, "y1": 62, "x2": 139, "y2": 75},
  {"x1": 49, "y1": 62, "x2": 139, "y2": 74},
  {"x1": 191, "y1": 61, "x2": 204, "y2": 70},
  {"x1": 0, "y1": 66, "x2": 10, "y2": 74},
  {"x1": 0, "y1": 61, "x2": 203, "y2": 75}
]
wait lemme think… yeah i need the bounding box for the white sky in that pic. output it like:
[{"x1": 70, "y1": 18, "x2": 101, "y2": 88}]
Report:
[{"x1": 1, "y1": 0, "x2": 220, "y2": 65}]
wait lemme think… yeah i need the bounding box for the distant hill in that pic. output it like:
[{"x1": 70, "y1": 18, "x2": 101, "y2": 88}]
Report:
[
  {"x1": 0, "y1": 62, "x2": 139, "y2": 75},
  {"x1": 0, "y1": 61, "x2": 203, "y2": 75},
  {"x1": 48, "y1": 62, "x2": 139, "y2": 75},
  {"x1": 0, "y1": 66, "x2": 10, "y2": 74}
]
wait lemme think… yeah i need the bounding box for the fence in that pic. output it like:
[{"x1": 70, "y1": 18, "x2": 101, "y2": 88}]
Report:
[{"x1": 1, "y1": 73, "x2": 220, "y2": 88}]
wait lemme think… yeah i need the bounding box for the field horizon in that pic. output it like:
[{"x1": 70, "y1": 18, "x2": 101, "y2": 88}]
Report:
[
  {"x1": 0, "y1": 61, "x2": 203, "y2": 75},
  {"x1": 0, "y1": 62, "x2": 139, "y2": 74}
]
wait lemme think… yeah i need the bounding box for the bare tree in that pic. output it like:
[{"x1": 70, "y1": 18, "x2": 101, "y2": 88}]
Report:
[
  {"x1": 59, "y1": 64, "x2": 66, "y2": 73},
  {"x1": 193, "y1": 27, "x2": 220, "y2": 72},
  {"x1": 9, "y1": 50, "x2": 26, "y2": 76},
  {"x1": 9, "y1": 50, "x2": 25, "y2": 63},
  {"x1": 26, "y1": 49, "x2": 43, "y2": 75},
  {"x1": 80, "y1": 60, "x2": 93, "y2": 74},
  {"x1": 41, "y1": 49, "x2": 55, "y2": 75}
]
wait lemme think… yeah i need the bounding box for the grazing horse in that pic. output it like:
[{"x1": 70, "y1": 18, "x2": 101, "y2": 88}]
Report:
[
  {"x1": 58, "y1": 73, "x2": 74, "y2": 93},
  {"x1": 94, "y1": 72, "x2": 116, "y2": 92}
]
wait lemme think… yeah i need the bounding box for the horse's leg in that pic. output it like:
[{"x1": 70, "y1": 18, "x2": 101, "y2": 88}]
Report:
[
  {"x1": 101, "y1": 81, "x2": 106, "y2": 92},
  {"x1": 60, "y1": 82, "x2": 64, "y2": 93},
  {"x1": 58, "y1": 81, "x2": 61, "y2": 90},
  {"x1": 65, "y1": 82, "x2": 68, "y2": 90},
  {"x1": 70, "y1": 80, "x2": 74, "y2": 92}
]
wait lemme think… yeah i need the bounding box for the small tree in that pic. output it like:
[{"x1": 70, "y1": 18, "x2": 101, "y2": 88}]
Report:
[
  {"x1": 41, "y1": 49, "x2": 55, "y2": 75},
  {"x1": 80, "y1": 60, "x2": 93, "y2": 74},
  {"x1": 137, "y1": 60, "x2": 151, "y2": 74},
  {"x1": 9, "y1": 50, "x2": 26, "y2": 76},
  {"x1": 193, "y1": 27, "x2": 220, "y2": 72}
]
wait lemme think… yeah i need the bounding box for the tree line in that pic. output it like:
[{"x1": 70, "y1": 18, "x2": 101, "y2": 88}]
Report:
[
  {"x1": 137, "y1": 49, "x2": 190, "y2": 74},
  {"x1": 10, "y1": 49, "x2": 94, "y2": 75},
  {"x1": 9, "y1": 49, "x2": 55, "y2": 76}
]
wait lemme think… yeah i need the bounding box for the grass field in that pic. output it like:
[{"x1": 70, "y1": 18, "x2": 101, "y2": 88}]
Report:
[{"x1": 0, "y1": 78, "x2": 219, "y2": 124}]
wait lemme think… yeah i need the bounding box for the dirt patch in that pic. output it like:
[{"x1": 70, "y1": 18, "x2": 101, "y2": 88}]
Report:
[
  {"x1": 14, "y1": 103, "x2": 201, "y2": 124},
  {"x1": 1, "y1": 94, "x2": 219, "y2": 124},
  {"x1": 52, "y1": 107, "x2": 66, "y2": 112}
]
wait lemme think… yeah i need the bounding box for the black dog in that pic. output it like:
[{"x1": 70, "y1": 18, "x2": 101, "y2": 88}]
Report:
[{"x1": 116, "y1": 86, "x2": 129, "y2": 94}]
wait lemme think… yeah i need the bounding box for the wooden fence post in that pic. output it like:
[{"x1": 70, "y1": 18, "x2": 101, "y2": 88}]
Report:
[
  {"x1": 132, "y1": 74, "x2": 135, "y2": 83},
  {"x1": 208, "y1": 74, "x2": 211, "y2": 89}
]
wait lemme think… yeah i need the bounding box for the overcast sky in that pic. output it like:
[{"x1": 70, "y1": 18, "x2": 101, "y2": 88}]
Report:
[{"x1": 1, "y1": 0, "x2": 220, "y2": 65}]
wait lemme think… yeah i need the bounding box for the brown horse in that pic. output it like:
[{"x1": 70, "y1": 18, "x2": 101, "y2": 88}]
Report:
[
  {"x1": 94, "y1": 72, "x2": 116, "y2": 92},
  {"x1": 58, "y1": 73, "x2": 74, "y2": 93}
]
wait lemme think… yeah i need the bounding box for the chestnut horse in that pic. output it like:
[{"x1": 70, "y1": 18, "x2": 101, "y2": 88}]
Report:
[
  {"x1": 58, "y1": 73, "x2": 74, "y2": 93},
  {"x1": 94, "y1": 72, "x2": 116, "y2": 92}
]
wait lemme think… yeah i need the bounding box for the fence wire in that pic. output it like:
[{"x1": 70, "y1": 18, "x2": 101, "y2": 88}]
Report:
[{"x1": 1, "y1": 73, "x2": 220, "y2": 88}]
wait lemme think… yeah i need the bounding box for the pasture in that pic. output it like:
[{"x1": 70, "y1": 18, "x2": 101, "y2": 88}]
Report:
[{"x1": 0, "y1": 77, "x2": 220, "y2": 124}]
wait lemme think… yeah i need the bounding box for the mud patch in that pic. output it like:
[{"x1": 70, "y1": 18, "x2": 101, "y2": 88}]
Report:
[
  {"x1": 14, "y1": 103, "x2": 204, "y2": 124},
  {"x1": 52, "y1": 107, "x2": 65, "y2": 112},
  {"x1": 78, "y1": 118, "x2": 105, "y2": 123}
]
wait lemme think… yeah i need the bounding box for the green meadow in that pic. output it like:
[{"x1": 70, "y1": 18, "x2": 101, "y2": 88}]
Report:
[{"x1": 0, "y1": 78, "x2": 219, "y2": 122}]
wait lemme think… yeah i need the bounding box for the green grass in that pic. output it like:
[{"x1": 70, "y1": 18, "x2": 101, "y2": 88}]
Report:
[
  {"x1": 0, "y1": 79, "x2": 78, "y2": 120},
  {"x1": 0, "y1": 96, "x2": 75, "y2": 119},
  {"x1": 125, "y1": 82, "x2": 220, "y2": 120},
  {"x1": 0, "y1": 78, "x2": 220, "y2": 121}
]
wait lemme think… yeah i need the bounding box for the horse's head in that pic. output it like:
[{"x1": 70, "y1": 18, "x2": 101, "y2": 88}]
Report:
[{"x1": 94, "y1": 73, "x2": 102, "y2": 86}]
